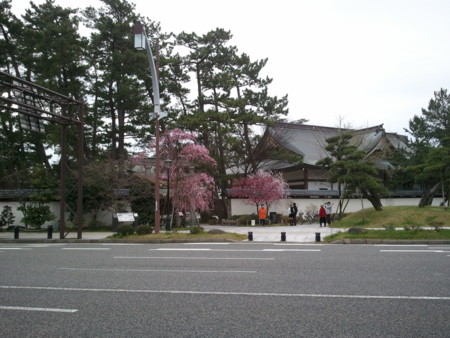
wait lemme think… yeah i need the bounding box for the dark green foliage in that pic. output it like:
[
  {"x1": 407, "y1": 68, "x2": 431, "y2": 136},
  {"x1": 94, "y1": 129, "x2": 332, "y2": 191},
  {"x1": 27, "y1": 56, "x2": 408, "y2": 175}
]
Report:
[
  {"x1": 189, "y1": 226, "x2": 204, "y2": 234},
  {"x1": 136, "y1": 224, "x2": 152, "y2": 235},
  {"x1": 0, "y1": 205, "x2": 15, "y2": 229},
  {"x1": 317, "y1": 132, "x2": 386, "y2": 212},
  {"x1": 17, "y1": 164, "x2": 57, "y2": 229},
  {"x1": 19, "y1": 205, "x2": 54, "y2": 230},
  {"x1": 348, "y1": 227, "x2": 366, "y2": 234},
  {"x1": 117, "y1": 224, "x2": 135, "y2": 236},
  {"x1": 129, "y1": 176, "x2": 155, "y2": 225},
  {"x1": 403, "y1": 89, "x2": 450, "y2": 206}
]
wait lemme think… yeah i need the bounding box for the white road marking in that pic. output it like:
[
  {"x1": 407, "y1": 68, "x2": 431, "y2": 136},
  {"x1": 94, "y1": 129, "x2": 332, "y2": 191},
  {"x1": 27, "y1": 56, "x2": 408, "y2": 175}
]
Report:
[
  {"x1": 0, "y1": 305, "x2": 77, "y2": 313},
  {"x1": 100, "y1": 243, "x2": 144, "y2": 246},
  {"x1": 0, "y1": 285, "x2": 448, "y2": 301},
  {"x1": 153, "y1": 248, "x2": 211, "y2": 251},
  {"x1": 61, "y1": 248, "x2": 110, "y2": 250},
  {"x1": 150, "y1": 248, "x2": 320, "y2": 252},
  {"x1": 374, "y1": 244, "x2": 427, "y2": 247},
  {"x1": 380, "y1": 250, "x2": 446, "y2": 253},
  {"x1": 263, "y1": 249, "x2": 320, "y2": 252},
  {"x1": 183, "y1": 243, "x2": 230, "y2": 245},
  {"x1": 59, "y1": 267, "x2": 256, "y2": 273},
  {"x1": 0, "y1": 248, "x2": 32, "y2": 250},
  {"x1": 114, "y1": 256, "x2": 274, "y2": 260}
]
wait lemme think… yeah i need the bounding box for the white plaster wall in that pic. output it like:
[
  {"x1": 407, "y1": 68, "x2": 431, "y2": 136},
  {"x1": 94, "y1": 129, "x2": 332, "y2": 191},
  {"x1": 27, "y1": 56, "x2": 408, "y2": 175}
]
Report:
[
  {"x1": 1, "y1": 197, "x2": 446, "y2": 227},
  {"x1": 230, "y1": 197, "x2": 446, "y2": 216}
]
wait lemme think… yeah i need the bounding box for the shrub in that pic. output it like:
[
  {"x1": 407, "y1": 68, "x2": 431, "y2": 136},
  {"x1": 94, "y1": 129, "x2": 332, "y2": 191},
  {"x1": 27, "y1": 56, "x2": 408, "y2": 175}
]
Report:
[
  {"x1": 208, "y1": 229, "x2": 225, "y2": 234},
  {"x1": 238, "y1": 214, "x2": 257, "y2": 225},
  {"x1": 383, "y1": 224, "x2": 396, "y2": 231},
  {"x1": 87, "y1": 219, "x2": 106, "y2": 229},
  {"x1": 136, "y1": 224, "x2": 152, "y2": 235},
  {"x1": 207, "y1": 218, "x2": 219, "y2": 225},
  {"x1": 348, "y1": 227, "x2": 366, "y2": 234},
  {"x1": 403, "y1": 219, "x2": 421, "y2": 231},
  {"x1": 190, "y1": 226, "x2": 204, "y2": 234},
  {"x1": 0, "y1": 205, "x2": 15, "y2": 230},
  {"x1": 117, "y1": 224, "x2": 135, "y2": 236}
]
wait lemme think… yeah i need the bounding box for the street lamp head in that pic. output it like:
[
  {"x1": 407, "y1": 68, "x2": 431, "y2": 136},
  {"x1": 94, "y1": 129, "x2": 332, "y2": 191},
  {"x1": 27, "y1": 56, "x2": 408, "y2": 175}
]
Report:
[
  {"x1": 134, "y1": 22, "x2": 145, "y2": 50},
  {"x1": 164, "y1": 159, "x2": 173, "y2": 168}
]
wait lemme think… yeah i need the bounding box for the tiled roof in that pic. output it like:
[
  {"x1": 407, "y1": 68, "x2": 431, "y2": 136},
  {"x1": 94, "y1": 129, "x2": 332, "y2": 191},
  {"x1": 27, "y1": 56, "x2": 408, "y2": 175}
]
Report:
[{"x1": 257, "y1": 123, "x2": 407, "y2": 167}]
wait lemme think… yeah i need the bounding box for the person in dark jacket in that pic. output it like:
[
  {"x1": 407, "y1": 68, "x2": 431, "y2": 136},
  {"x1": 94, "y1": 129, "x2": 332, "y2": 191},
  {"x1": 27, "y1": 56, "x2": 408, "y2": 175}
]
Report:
[
  {"x1": 292, "y1": 203, "x2": 298, "y2": 225},
  {"x1": 319, "y1": 205, "x2": 326, "y2": 227}
]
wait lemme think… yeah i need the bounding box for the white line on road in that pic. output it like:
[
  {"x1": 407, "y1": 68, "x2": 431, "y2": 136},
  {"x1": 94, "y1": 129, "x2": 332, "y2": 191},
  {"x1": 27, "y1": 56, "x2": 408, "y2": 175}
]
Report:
[
  {"x1": 374, "y1": 245, "x2": 427, "y2": 247},
  {"x1": 183, "y1": 243, "x2": 230, "y2": 245},
  {"x1": 114, "y1": 256, "x2": 275, "y2": 260},
  {"x1": 0, "y1": 248, "x2": 32, "y2": 250},
  {"x1": 263, "y1": 249, "x2": 320, "y2": 252},
  {"x1": 153, "y1": 248, "x2": 211, "y2": 251},
  {"x1": 59, "y1": 267, "x2": 257, "y2": 273},
  {"x1": 0, "y1": 305, "x2": 77, "y2": 313},
  {"x1": 0, "y1": 286, "x2": 448, "y2": 301},
  {"x1": 100, "y1": 243, "x2": 145, "y2": 246},
  {"x1": 380, "y1": 250, "x2": 447, "y2": 253},
  {"x1": 150, "y1": 248, "x2": 320, "y2": 252},
  {"x1": 61, "y1": 248, "x2": 111, "y2": 250}
]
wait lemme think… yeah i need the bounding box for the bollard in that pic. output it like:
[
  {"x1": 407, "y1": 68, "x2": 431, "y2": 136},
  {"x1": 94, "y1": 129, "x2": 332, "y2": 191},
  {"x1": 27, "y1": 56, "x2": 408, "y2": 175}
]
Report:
[
  {"x1": 281, "y1": 232, "x2": 286, "y2": 242},
  {"x1": 14, "y1": 226, "x2": 19, "y2": 239},
  {"x1": 248, "y1": 231, "x2": 253, "y2": 241},
  {"x1": 315, "y1": 232, "x2": 321, "y2": 242},
  {"x1": 47, "y1": 225, "x2": 53, "y2": 239}
]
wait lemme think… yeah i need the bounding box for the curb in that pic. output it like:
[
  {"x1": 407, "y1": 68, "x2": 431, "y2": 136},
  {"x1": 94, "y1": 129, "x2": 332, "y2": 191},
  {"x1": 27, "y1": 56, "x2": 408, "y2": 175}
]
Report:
[
  {"x1": 0, "y1": 238, "x2": 237, "y2": 244},
  {"x1": 331, "y1": 239, "x2": 450, "y2": 244}
]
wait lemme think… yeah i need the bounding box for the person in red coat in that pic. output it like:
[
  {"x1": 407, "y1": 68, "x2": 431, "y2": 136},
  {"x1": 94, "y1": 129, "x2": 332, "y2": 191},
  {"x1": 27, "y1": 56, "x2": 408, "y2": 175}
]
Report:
[{"x1": 319, "y1": 205, "x2": 327, "y2": 227}]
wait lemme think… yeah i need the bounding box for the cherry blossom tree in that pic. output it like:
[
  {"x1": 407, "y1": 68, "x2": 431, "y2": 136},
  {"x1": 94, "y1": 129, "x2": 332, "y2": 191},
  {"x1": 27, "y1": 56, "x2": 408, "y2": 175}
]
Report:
[
  {"x1": 229, "y1": 171, "x2": 289, "y2": 215},
  {"x1": 158, "y1": 129, "x2": 217, "y2": 226}
]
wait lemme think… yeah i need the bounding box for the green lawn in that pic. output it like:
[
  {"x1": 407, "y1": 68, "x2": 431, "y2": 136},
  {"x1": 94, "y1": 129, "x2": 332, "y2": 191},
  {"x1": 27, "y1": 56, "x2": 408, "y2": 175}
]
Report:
[
  {"x1": 332, "y1": 205, "x2": 450, "y2": 228},
  {"x1": 326, "y1": 206, "x2": 450, "y2": 242}
]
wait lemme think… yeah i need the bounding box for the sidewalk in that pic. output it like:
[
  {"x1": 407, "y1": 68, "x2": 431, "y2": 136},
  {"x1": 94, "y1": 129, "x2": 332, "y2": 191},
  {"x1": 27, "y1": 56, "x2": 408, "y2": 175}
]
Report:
[
  {"x1": 0, "y1": 224, "x2": 339, "y2": 243},
  {"x1": 203, "y1": 224, "x2": 344, "y2": 243}
]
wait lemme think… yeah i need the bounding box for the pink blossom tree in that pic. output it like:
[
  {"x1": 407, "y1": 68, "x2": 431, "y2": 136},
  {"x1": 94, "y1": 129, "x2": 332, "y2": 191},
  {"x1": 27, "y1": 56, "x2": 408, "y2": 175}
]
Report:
[
  {"x1": 158, "y1": 129, "x2": 217, "y2": 226},
  {"x1": 230, "y1": 171, "x2": 289, "y2": 216}
]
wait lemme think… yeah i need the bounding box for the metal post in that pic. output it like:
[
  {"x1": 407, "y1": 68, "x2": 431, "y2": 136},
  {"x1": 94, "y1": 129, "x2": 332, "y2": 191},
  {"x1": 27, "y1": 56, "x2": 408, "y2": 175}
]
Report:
[
  {"x1": 135, "y1": 23, "x2": 162, "y2": 233},
  {"x1": 315, "y1": 232, "x2": 321, "y2": 242},
  {"x1": 47, "y1": 225, "x2": 53, "y2": 239},
  {"x1": 76, "y1": 103, "x2": 85, "y2": 239},
  {"x1": 59, "y1": 124, "x2": 67, "y2": 239},
  {"x1": 281, "y1": 232, "x2": 286, "y2": 242},
  {"x1": 14, "y1": 226, "x2": 19, "y2": 239},
  {"x1": 248, "y1": 231, "x2": 253, "y2": 241}
]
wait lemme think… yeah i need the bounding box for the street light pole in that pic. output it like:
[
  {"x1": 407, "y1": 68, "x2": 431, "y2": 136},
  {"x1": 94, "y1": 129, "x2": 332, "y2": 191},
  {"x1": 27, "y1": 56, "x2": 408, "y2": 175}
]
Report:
[{"x1": 134, "y1": 22, "x2": 162, "y2": 233}]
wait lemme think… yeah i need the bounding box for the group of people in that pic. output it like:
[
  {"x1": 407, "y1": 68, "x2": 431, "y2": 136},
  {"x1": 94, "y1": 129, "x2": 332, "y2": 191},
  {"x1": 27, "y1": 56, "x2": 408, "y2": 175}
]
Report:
[
  {"x1": 257, "y1": 202, "x2": 332, "y2": 227},
  {"x1": 319, "y1": 201, "x2": 332, "y2": 227}
]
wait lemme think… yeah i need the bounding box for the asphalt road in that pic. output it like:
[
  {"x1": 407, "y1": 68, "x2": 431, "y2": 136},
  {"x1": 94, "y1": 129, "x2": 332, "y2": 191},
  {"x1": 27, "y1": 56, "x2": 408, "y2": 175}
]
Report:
[{"x1": 0, "y1": 242, "x2": 449, "y2": 337}]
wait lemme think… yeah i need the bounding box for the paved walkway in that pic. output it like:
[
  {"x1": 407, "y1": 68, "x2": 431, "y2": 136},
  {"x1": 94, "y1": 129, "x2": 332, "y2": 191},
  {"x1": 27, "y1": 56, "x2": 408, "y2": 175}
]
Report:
[
  {"x1": 0, "y1": 224, "x2": 340, "y2": 243},
  {"x1": 203, "y1": 224, "x2": 344, "y2": 243}
]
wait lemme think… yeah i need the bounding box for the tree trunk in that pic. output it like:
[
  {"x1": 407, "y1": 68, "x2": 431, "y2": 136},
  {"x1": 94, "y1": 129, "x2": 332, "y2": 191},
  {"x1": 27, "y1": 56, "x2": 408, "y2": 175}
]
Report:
[
  {"x1": 419, "y1": 182, "x2": 441, "y2": 207},
  {"x1": 363, "y1": 189, "x2": 383, "y2": 211},
  {"x1": 366, "y1": 195, "x2": 383, "y2": 211}
]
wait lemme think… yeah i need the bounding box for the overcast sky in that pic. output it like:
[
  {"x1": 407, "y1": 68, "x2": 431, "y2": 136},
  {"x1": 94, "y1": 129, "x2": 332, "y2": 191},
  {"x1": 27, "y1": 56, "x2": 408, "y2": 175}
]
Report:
[{"x1": 11, "y1": 0, "x2": 450, "y2": 134}]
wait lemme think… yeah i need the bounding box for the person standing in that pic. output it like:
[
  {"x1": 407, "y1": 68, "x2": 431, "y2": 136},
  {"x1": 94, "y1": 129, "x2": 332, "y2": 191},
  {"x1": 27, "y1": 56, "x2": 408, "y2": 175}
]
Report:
[
  {"x1": 319, "y1": 205, "x2": 327, "y2": 227},
  {"x1": 325, "y1": 201, "x2": 332, "y2": 226},
  {"x1": 258, "y1": 204, "x2": 267, "y2": 226},
  {"x1": 292, "y1": 203, "x2": 298, "y2": 225},
  {"x1": 288, "y1": 204, "x2": 294, "y2": 225}
]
